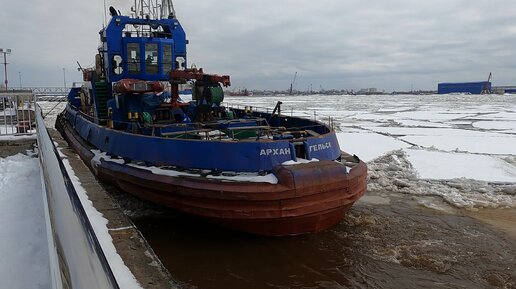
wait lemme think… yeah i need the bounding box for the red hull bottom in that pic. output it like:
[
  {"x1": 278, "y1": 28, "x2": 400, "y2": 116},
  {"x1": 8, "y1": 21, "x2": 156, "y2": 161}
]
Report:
[
  {"x1": 210, "y1": 205, "x2": 352, "y2": 236},
  {"x1": 114, "y1": 178, "x2": 355, "y2": 236},
  {"x1": 57, "y1": 114, "x2": 367, "y2": 236}
]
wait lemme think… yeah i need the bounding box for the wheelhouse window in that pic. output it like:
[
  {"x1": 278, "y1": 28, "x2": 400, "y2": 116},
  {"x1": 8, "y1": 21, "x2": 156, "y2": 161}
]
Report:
[
  {"x1": 145, "y1": 43, "x2": 159, "y2": 74},
  {"x1": 163, "y1": 44, "x2": 172, "y2": 74},
  {"x1": 127, "y1": 43, "x2": 140, "y2": 74}
]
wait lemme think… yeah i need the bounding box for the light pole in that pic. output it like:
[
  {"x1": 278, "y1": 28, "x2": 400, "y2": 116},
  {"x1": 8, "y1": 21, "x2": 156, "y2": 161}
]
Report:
[
  {"x1": 18, "y1": 72, "x2": 22, "y2": 89},
  {"x1": 63, "y1": 68, "x2": 67, "y2": 91},
  {"x1": 0, "y1": 48, "x2": 11, "y2": 91}
]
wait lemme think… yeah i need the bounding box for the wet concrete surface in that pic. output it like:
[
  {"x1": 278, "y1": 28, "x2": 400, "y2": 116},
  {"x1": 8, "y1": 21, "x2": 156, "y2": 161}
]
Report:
[{"x1": 131, "y1": 191, "x2": 516, "y2": 289}]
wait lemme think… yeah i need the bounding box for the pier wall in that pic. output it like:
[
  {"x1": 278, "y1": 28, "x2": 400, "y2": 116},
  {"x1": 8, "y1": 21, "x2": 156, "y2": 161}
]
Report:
[{"x1": 36, "y1": 105, "x2": 120, "y2": 289}]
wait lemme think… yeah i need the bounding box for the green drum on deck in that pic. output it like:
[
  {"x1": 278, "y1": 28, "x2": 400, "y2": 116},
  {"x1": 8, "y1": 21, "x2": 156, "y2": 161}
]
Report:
[{"x1": 208, "y1": 86, "x2": 224, "y2": 104}]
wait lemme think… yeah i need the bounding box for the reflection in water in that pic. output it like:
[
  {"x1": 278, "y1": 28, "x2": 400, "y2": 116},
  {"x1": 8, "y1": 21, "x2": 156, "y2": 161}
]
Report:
[{"x1": 133, "y1": 194, "x2": 516, "y2": 289}]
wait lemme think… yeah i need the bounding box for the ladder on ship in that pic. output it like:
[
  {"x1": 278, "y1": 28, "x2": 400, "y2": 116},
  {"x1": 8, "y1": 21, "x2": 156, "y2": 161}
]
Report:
[{"x1": 94, "y1": 81, "x2": 110, "y2": 124}]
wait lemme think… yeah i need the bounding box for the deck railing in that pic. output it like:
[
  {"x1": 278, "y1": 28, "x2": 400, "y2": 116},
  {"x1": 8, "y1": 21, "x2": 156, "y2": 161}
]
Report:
[
  {"x1": 0, "y1": 92, "x2": 36, "y2": 136},
  {"x1": 223, "y1": 102, "x2": 336, "y2": 130}
]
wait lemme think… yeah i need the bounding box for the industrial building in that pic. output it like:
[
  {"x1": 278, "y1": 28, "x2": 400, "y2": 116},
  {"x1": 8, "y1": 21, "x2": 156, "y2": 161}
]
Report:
[{"x1": 437, "y1": 81, "x2": 491, "y2": 94}]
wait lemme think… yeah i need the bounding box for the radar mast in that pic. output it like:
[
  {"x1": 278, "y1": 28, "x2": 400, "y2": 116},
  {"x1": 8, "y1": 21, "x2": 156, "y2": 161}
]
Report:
[{"x1": 132, "y1": 0, "x2": 176, "y2": 20}]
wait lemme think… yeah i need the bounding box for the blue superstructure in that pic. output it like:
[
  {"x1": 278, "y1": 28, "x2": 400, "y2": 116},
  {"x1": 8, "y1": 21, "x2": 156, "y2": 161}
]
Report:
[{"x1": 102, "y1": 15, "x2": 187, "y2": 83}]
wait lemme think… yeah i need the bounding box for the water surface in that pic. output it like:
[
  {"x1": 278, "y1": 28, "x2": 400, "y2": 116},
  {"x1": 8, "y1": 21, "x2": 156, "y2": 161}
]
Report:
[{"x1": 134, "y1": 192, "x2": 516, "y2": 289}]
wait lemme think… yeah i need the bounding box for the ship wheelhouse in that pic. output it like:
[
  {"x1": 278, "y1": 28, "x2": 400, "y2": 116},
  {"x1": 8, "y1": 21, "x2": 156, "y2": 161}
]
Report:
[
  {"x1": 101, "y1": 16, "x2": 187, "y2": 83},
  {"x1": 122, "y1": 38, "x2": 176, "y2": 79}
]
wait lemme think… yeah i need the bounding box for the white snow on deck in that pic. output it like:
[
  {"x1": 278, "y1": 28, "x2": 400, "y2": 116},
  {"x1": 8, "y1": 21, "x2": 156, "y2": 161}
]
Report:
[{"x1": 91, "y1": 149, "x2": 280, "y2": 184}]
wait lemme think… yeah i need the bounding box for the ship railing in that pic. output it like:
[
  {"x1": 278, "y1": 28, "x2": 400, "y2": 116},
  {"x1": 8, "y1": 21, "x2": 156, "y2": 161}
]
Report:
[
  {"x1": 0, "y1": 92, "x2": 36, "y2": 136},
  {"x1": 70, "y1": 102, "x2": 334, "y2": 141},
  {"x1": 223, "y1": 102, "x2": 322, "y2": 118},
  {"x1": 222, "y1": 102, "x2": 337, "y2": 132}
]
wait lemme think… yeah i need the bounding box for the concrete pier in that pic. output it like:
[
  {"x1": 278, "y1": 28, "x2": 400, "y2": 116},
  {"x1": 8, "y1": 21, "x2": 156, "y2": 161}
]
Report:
[{"x1": 49, "y1": 128, "x2": 179, "y2": 288}]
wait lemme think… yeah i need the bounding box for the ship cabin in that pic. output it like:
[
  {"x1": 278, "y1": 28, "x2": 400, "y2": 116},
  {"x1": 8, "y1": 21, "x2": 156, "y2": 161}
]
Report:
[
  {"x1": 72, "y1": 15, "x2": 192, "y2": 131},
  {"x1": 101, "y1": 15, "x2": 187, "y2": 83}
]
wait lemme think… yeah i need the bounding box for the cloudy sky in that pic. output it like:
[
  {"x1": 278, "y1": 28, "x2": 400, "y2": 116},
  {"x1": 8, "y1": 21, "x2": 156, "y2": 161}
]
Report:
[{"x1": 1, "y1": 0, "x2": 516, "y2": 91}]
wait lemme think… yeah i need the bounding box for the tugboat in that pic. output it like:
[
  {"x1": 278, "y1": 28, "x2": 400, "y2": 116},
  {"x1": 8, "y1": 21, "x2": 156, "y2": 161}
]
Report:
[{"x1": 56, "y1": 0, "x2": 367, "y2": 236}]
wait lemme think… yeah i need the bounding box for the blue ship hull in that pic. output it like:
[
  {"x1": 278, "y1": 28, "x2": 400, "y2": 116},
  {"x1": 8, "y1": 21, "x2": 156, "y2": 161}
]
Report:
[
  {"x1": 62, "y1": 104, "x2": 342, "y2": 172},
  {"x1": 57, "y1": 104, "x2": 368, "y2": 236}
]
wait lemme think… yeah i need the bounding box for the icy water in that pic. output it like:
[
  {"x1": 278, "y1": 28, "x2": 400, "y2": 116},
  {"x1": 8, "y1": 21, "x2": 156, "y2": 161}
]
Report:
[
  {"x1": 133, "y1": 192, "x2": 516, "y2": 289},
  {"x1": 131, "y1": 94, "x2": 516, "y2": 288}
]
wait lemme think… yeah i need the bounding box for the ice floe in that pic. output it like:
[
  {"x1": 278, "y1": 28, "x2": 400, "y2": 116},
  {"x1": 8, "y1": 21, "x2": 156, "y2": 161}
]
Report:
[
  {"x1": 228, "y1": 93, "x2": 516, "y2": 208},
  {"x1": 405, "y1": 149, "x2": 516, "y2": 183}
]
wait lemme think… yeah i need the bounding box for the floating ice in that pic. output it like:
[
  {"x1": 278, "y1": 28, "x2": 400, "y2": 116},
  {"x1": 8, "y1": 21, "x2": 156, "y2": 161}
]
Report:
[
  {"x1": 472, "y1": 120, "x2": 516, "y2": 132},
  {"x1": 336, "y1": 131, "x2": 412, "y2": 162},
  {"x1": 405, "y1": 149, "x2": 516, "y2": 183},
  {"x1": 367, "y1": 150, "x2": 516, "y2": 209}
]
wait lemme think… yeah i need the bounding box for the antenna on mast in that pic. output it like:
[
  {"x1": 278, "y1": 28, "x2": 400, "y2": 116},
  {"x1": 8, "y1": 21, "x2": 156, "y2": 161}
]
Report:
[
  {"x1": 161, "y1": 0, "x2": 176, "y2": 19},
  {"x1": 130, "y1": 0, "x2": 174, "y2": 20},
  {"x1": 103, "y1": 0, "x2": 107, "y2": 27}
]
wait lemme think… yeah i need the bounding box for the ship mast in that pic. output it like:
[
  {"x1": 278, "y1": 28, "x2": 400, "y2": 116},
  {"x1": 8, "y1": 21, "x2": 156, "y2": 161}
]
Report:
[
  {"x1": 132, "y1": 0, "x2": 176, "y2": 19},
  {"x1": 161, "y1": 0, "x2": 176, "y2": 19}
]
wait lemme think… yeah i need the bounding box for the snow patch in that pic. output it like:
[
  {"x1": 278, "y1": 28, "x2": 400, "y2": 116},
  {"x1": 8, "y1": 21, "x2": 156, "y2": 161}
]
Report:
[
  {"x1": 0, "y1": 134, "x2": 36, "y2": 141},
  {"x1": 90, "y1": 149, "x2": 280, "y2": 184},
  {"x1": 282, "y1": 158, "x2": 319, "y2": 165},
  {"x1": 0, "y1": 153, "x2": 50, "y2": 289},
  {"x1": 91, "y1": 149, "x2": 125, "y2": 167},
  {"x1": 207, "y1": 172, "x2": 278, "y2": 184}
]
